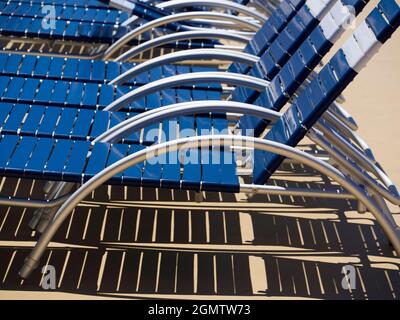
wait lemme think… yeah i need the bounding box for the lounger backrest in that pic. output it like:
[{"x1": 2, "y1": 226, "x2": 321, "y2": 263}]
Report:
[
  {"x1": 230, "y1": 0, "x2": 346, "y2": 105},
  {"x1": 228, "y1": 0, "x2": 306, "y2": 74},
  {"x1": 252, "y1": 0, "x2": 400, "y2": 184},
  {"x1": 239, "y1": 0, "x2": 369, "y2": 136}
]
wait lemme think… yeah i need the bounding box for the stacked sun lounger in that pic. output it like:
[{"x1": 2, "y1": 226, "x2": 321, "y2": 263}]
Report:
[{"x1": 0, "y1": 0, "x2": 399, "y2": 280}]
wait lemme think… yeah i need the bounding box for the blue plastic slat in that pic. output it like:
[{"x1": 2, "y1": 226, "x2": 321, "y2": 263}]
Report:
[
  {"x1": 84, "y1": 142, "x2": 110, "y2": 179},
  {"x1": 55, "y1": 19, "x2": 68, "y2": 37},
  {"x1": 201, "y1": 150, "x2": 221, "y2": 191},
  {"x1": 106, "y1": 143, "x2": 129, "y2": 178},
  {"x1": 149, "y1": 67, "x2": 163, "y2": 82},
  {"x1": 142, "y1": 121, "x2": 160, "y2": 144},
  {"x1": 66, "y1": 82, "x2": 84, "y2": 105},
  {"x1": 54, "y1": 108, "x2": 78, "y2": 138},
  {"x1": 90, "y1": 111, "x2": 109, "y2": 138},
  {"x1": 19, "y1": 78, "x2": 40, "y2": 102},
  {"x1": 45, "y1": 139, "x2": 73, "y2": 177},
  {"x1": 71, "y1": 8, "x2": 84, "y2": 21},
  {"x1": 33, "y1": 56, "x2": 51, "y2": 77},
  {"x1": 161, "y1": 152, "x2": 181, "y2": 188},
  {"x1": 161, "y1": 119, "x2": 178, "y2": 142},
  {"x1": 63, "y1": 140, "x2": 91, "y2": 179},
  {"x1": 378, "y1": 0, "x2": 400, "y2": 28},
  {"x1": 206, "y1": 90, "x2": 222, "y2": 100},
  {"x1": 366, "y1": 8, "x2": 392, "y2": 42},
  {"x1": 3, "y1": 54, "x2": 22, "y2": 74},
  {"x1": 63, "y1": 59, "x2": 78, "y2": 79},
  {"x1": 91, "y1": 60, "x2": 105, "y2": 82},
  {"x1": 19, "y1": 55, "x2": 37, "y2": 76},
  {"x1": 6, "y1": 136, "x2": 37, "y2": 174},
  {"x1": 25, "y1": 138, "x2": 54, "y2": 175},
  {"x1": 161, "y1": 89, "x2": 176, "y2": 106},
  {"x1": 181, "y1": 149, "x2": 201, "y2": 190},
  {"x1": 20, "y1": 106, "x2": 46, "y2": 135},
  {"x1": 0, "y1": 135, "x2": 19, "y2": 170},
  {"x1": 35, "y1": 80, "x2": 55, "y2": 103},
  {"x1": 106, "y1": 62, "x2": 119, "y2": 81},
  {"x1": 122, "y1": 144, "x2": 144, "y2": 183},
  {"x1": 82, "y1": 83, "x2": 99, "y2": 107},
  {"x1": 0, "y1": 54, "x2": 9, "y2": 73},
  {"x1": 212, "y1": 118, "x2": 228, "y2": 134},
  {"x1": 98, "y1": 85, "x2": 114, "y2": 107},
  {"x1": 38, "y1": 107, "x2": 62, "y2": 135},
  {"x1": 196, "y1": 117, "x2": 212, "y2": 136},
  {"x1": 3, "y1": 77, "x2": 25, "y2": 100},
  {"x1": 146, "y1": 93, "x2": 161, "y2": 110},
  {"x1": 77, "y1": 59, "x2": 91, "y2": 81},
  {"x1": 178, "y1": 116, "x2": 195, "y2": 138},
  {"x1": 48, "y1": 57, "x2": 65, "y2": 78},
  {"x1": 3, "y1": 104, "x2": 29, "y2": 131},
  {"x1": 278, "y1": 62, "x2": 297, "y2": 96},
  {"x1": 0, "y1": 103, "x2": 13, "y2": 128},
  {"x1": 0, "y1": 76, "x2": 11, "y2": 96},
  {"x1": 192, "y1": 89, "x2": 209, "y2": 101},
  {"x1": 50, "y1": 81, "x2": 69, "y2": 104},
  {"x1": 70, "y1": 109, "x2": 94, "y2": 138},
  {"x1": 309, "y1": 25, "x2": 331, "y2": 56}
]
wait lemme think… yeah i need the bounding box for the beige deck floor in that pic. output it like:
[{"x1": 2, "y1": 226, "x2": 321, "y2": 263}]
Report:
[{"x1": 0, "y1": 0, "x2": 400, "y2": 300}]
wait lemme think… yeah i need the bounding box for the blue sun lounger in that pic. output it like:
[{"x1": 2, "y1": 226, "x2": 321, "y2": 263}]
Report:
[{"x1": 12, "y1": 0, "x2": 400, "y2": 278}]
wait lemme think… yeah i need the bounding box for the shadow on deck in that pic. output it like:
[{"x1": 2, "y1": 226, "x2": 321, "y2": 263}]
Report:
[{"x1": 0, "y1": 161, "x2": 399, "y2": 299}]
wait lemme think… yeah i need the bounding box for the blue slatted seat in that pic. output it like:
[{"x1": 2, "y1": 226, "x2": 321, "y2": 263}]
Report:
[
  {"x1": 0, "y1": 133, "x2": 240, "y2": 192},
  {"x1": 0, "y1": 75, "x2": 218, "y2": 111},
  {"x1": 0, "y1": 102, "x2": 227, "y2": 146}
]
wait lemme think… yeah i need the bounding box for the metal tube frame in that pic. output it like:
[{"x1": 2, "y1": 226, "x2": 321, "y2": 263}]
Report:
[
  {"x1": 322, "y1": 111, "x2": 374, "y2": 161},
  {"x1": 113, "y1": 30, "x2": 250, "y2": 62},
  {"x1": 308, "y1": 129, "x2": 400, "y2": 205},
  {"x1": 104, "y1": 72, "x2": 270, "y2": 112},
  {"x1": 103, "y1": 12, "x2": 259, "y2": 59},
  {"x1": 158, "y1": 0, "x2": 268, "y2": 22},
  {"x1": 315, "y1": 122, "x2": 396, "y2": 192},
  {"x1": 109, "y1": 48, "x2": 260, "y2": 85},
  {"x1": 19, "y1": 135, "x2": 400, "y2": 278}
]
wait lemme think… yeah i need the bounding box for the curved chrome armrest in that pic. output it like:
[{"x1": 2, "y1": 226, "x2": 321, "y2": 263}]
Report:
[
  {"x1": 103, "y1": 11, "x2": 259, "y2": 59},
  {"x1": 158, "y1": 0, "x2": 268, "y2": 22},
  {"x1": 109, "y1": 49, "x2": 260, "y2": 85},
  {"x1": 94, "y1": 100, "x2": 281, "y2": 143},
  {"x1": 115, "y1": 30, "x2": 250, "y2": 62},
  {"x1": 104, "y1": 72, "x2": 270, "y2": 112}
]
